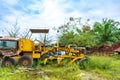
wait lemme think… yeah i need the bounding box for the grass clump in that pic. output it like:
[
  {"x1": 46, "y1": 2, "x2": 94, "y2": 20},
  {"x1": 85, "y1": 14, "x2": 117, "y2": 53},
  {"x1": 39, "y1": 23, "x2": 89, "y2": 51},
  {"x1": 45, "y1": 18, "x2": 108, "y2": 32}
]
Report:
[
  {"x1": 84, "y1": 56, "x2": 112, "y2": 70},
  {"x1": 82, "y1": 55, "x2": 120, "y2": 79},
  {"x1": 42, "y1": 62, "x2": 82, "y2": 80}
]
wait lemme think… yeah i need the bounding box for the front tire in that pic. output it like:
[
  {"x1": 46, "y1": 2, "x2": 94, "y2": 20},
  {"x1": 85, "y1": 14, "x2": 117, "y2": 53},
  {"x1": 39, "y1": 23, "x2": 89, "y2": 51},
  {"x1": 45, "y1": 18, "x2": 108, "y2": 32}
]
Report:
[
  {"x1": 18, "y1": 56, "x2": 33, "y2": 67},
  {"x1": 2, "y1": 57, "x2": 16, "y2": 67}
]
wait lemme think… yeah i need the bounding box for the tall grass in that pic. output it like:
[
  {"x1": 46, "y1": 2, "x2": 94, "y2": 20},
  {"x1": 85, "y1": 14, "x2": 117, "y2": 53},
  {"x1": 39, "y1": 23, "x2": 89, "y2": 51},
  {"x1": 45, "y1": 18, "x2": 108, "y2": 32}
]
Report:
[
  {"x1": 42, "y1": 60, "x2": 82, "y2": 80},
  {"x1": 0, "y1": 55, "x2": 119, "y2": 80},
  {"x1": 0, "y1": 60, "x2": 82, "y2": 80},
  {"x1": 84, "y1": 56, "x2": 112, "y2": 69},
  {"x1": 82, "y1": 55, "x2": 120, "y2": 79}
]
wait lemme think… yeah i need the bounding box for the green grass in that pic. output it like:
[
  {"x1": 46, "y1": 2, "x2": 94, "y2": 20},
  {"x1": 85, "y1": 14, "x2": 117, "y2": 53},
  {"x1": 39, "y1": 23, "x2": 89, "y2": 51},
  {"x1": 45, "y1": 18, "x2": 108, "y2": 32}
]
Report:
[
  {"x1": 0, "y1": 62, "x2": 82, "y2": 80},
  {"x1": 42, "y1": 63, "x2": 81, "y2": 80},
  {"x1": 0, "y1": 55, "x2": 119, "y2": 80},
  {"x1": 83, "y1": 55, "x2": 120, "y2": 79}
]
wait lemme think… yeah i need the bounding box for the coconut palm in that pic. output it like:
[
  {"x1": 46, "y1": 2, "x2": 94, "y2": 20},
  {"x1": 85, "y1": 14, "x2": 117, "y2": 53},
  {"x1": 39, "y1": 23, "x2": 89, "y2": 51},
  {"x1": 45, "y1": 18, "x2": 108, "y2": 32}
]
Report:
[{"x1": 93, "y1": 18, "x2": 120, "y2": 45}]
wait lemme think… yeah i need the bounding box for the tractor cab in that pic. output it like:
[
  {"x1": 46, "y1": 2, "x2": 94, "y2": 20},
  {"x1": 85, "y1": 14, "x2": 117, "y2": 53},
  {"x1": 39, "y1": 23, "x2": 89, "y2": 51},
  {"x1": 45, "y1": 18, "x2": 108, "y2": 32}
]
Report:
[
  {"x1": 0, "y1": 37, "x2": 19, "y2": 56},
  {"x1": 0, "y1": 38, "x2": 17, "y2": 49}
]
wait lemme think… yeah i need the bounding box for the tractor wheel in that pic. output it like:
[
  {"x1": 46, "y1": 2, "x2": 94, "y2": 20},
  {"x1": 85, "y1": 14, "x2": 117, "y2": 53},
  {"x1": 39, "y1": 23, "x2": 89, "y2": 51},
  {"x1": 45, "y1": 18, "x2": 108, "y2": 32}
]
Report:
[
  {"x1": 2, "y1": 57, "x2": 16, "y2": 67},
  {"x1": 18, "y1": 56, "x2": 33, "y2": 67}
]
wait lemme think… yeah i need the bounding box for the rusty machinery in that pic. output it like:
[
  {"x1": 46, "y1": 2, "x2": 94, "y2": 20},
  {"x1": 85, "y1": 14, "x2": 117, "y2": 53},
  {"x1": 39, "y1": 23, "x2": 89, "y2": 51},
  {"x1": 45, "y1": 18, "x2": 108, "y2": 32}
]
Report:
[
  {"x1": 0, "y1": 29, "x2": 86, "y2": 67},
  {"x1": 43, "y1": 43, "x2": 86, "y2": 65}
]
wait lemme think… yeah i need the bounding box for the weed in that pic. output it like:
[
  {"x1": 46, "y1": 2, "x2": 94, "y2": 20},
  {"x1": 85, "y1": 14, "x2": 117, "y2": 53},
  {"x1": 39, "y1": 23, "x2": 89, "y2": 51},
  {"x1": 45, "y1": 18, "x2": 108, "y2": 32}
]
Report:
[{"x1": 0, "y1": 55, "x2": 120, "y2": 80}]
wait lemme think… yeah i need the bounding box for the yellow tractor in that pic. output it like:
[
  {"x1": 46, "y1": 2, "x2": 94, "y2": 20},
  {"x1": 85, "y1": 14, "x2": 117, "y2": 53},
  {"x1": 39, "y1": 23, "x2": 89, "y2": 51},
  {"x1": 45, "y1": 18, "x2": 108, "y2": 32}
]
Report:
[
  {"x1": 0, "y1": 29, "x2": 86, "y2": 67},
  {"x1": 0, "y1": 29, "x2": 49, "y2": 67}
]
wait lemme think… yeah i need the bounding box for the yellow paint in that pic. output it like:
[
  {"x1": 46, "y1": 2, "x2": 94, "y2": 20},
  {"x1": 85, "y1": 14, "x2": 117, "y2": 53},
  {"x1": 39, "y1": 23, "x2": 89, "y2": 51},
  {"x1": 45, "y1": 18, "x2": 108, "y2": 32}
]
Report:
[
  {"x1": 12, "y1": 56, "x2": 20, "y2": 63},
  {"x1": 32, "y1": 51, "x2": 40, "y2": 58},
  {"x1": 19, "y1": 38, "x2": 34, "y2": 52}
]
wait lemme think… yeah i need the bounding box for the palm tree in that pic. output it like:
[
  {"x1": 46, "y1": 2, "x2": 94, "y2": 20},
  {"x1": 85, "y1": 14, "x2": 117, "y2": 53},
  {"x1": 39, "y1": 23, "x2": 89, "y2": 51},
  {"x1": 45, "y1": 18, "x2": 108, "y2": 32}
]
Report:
[{"x1": 93, "y1": 18, "x2": 120, "y2": 45}]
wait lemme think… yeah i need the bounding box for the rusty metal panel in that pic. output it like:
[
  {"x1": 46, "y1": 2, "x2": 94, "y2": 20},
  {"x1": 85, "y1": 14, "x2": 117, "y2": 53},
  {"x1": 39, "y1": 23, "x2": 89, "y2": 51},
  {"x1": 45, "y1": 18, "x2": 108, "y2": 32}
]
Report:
[
  {"x1": 19, "y1": 38, "x2": 34, "y2": 51},
  {"x1": 114, "y1": 47, "x2": 120, "y2": 52},
  {"x1": 0, "y1": 37, "x2": 19, "y2": 41}
]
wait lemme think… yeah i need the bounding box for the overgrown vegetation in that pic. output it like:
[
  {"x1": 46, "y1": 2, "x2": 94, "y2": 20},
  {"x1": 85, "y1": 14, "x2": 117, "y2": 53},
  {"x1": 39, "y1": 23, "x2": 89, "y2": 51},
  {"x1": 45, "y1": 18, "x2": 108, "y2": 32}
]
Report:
[
  {"x1": 0, "y1": 63, "x2": 82, "y2": 80},
  {"x1": 82, "y1": 55, "x2": 120, "y2": 79},
  {"x1": 56, "y1": 18, "x2": 120, "y2": 47},
  {"x1": 0, "y1": 55, "x2": 120, "y2": 80}
]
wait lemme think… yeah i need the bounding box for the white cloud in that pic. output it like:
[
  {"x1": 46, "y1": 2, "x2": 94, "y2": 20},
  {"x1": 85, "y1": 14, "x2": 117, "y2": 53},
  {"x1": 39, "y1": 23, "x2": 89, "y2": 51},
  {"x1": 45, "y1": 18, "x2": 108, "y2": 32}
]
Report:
[
  {"x1": 0, "y1": 0, "x2": 120, "y2": 38},
  {"x1": 88, "y1": 10, "x2": 103, "y2": 16}
]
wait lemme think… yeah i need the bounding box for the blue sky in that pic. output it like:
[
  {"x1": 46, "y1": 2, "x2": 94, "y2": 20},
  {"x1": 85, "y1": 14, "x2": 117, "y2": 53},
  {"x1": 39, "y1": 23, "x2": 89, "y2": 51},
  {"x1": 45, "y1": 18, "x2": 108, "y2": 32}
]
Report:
[{"x1": 0, "y1": 0, "x2": 120, "y2": 37}]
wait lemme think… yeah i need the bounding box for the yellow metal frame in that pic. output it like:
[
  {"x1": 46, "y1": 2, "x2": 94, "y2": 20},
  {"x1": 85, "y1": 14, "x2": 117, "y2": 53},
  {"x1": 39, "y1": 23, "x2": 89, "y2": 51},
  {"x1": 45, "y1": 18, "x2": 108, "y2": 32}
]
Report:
[
  {"x1": 32, "y1": 51, "x2": 41, "y2": 58},
  {"x1": 43, "y1": 53, "x2": 85, "y2": 65}
]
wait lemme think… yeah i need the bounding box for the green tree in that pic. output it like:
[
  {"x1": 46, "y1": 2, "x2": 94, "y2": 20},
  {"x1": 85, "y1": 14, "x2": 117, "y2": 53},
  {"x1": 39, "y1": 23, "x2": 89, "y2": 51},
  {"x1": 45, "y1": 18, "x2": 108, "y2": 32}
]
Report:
[
  {"x1": 75, "y1": 25, "x2": 95, "y2": 47},
  {"x1": 93, "y1": 18, "x2": 120, "y2": 45},
  {"x1": 59, "y1": 31, "x2": 75, "y2": 46},
  {"x1": 58, "y1": 18, "x2": 120, "y2": 47},
  {"x1": 58, "y1": 17, "x2": 94, "y2": 47}
]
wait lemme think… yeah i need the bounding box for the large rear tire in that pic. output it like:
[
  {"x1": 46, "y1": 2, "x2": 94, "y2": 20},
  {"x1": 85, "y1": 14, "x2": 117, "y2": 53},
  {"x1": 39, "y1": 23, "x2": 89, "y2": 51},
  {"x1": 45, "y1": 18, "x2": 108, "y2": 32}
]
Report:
[
  {"x1": 2, "y1": 57, "x2": 16, "y2": 67},
  {"x1": 18, "y1": 56, "x2": 33, "y2": 67}
]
